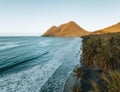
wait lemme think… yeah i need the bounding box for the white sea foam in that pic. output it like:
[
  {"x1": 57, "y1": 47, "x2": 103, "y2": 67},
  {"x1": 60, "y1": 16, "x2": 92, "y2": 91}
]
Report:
[
  {"x1": 0, "y1": 38, "x2": 82, "y2": 92},
  {"x1": 0, "y1": 42, "x2": 19, "y2": 50}
]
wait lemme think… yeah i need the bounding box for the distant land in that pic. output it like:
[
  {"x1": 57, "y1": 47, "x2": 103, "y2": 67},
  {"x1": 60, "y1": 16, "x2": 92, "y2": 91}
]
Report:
[
  {"x1": 92, "y1": 22, "x2": 120, "y2": 34},
  {"x1": 41, "y1": 21, "x2": 89, "y2": 37},
  {"x1": 41, "y1": 21, "x2": 120, "y2": 37}
]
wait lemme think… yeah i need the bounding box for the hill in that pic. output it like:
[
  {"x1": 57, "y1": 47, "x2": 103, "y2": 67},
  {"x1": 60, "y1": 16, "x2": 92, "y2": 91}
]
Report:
[
  {"x1": 93, "y1": 22, "x2": 120, "y2": 34},
  {"x1": 42, "y1": 21, "x2": 89, "y2": 37}
]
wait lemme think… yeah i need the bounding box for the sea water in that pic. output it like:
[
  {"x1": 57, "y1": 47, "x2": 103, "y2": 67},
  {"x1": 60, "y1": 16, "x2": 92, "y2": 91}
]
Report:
[{"x1": 0, "y1": 37, "x2": 82, "y2": 92}]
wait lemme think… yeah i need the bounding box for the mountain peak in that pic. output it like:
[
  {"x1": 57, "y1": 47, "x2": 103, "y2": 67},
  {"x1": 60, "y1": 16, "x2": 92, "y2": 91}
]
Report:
[
  {"x1": 66, "y1": 21, "x2": 81, "y2": 27},
  {"x1": 51, "y1": 25, "x2": 57, "y2": 28},
  {"x1": 41, "y1": 25, "x2": 58, "y2": 36},
  {"x1": 67, "y1": 21, "x2": 77, "y2": 24},
  {"x1": 42, "y1": 21, "x2": 89, "y2": 37}
]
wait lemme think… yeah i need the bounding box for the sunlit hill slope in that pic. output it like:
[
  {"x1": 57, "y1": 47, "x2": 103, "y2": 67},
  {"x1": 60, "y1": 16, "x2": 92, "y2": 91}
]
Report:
[
  {"x1": 42, "y1": 21, "x2": 90, "y2": 37},
  {"x1": 42, "y1": 21, "x2": 120, "y2": 37}
]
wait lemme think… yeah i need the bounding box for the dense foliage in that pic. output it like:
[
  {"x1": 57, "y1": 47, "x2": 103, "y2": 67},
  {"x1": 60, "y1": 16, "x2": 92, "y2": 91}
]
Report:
[
  {"x1": 73, "y1": 33, "x2": 120, "y2": 92},
  {"x1": 82, "y1": 33, "x2": 120, "y2": 71}
]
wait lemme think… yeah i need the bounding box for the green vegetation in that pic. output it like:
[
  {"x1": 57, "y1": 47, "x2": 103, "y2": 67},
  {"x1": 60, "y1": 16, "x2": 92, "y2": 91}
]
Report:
[
  {"x1": 89, "y1": 71, "x2": 120, "y2": 92},
  {"x1": 82, "y1": 33, "x2": 120, "y2": 71},
  {"x1": 73, "y1": 33, "x2": 120, "y2": 92}
]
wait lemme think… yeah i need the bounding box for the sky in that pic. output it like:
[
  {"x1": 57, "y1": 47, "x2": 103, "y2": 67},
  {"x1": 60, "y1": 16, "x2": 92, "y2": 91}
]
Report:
[{"x1": 0, "y1": 0, "x2": 120, "y2": 36}]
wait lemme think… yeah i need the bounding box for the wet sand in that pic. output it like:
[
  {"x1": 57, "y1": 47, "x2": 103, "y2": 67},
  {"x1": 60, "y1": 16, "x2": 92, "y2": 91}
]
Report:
[{"x1": 63, "y1": 72, "x2": 80, "y2": 92}]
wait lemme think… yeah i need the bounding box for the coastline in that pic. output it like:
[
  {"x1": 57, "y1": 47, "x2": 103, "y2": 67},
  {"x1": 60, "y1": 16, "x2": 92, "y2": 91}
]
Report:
[{"x1": 63, "y1": 71, "x2": 80, "y2": 92}]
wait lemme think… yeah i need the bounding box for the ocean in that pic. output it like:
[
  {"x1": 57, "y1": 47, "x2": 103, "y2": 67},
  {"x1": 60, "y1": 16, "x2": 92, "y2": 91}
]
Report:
[{"x1": 0, "y1": 37, "x2": 82, "y2": 92}]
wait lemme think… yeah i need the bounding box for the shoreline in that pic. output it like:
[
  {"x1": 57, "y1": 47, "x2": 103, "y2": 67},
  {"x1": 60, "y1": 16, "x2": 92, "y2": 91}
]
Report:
[{"x1": 63, "y1": 71, "x2": 80, "y2": 92}]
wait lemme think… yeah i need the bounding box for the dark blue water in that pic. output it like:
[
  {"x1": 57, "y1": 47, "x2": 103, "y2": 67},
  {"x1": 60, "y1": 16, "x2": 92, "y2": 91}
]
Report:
[{"x1": 0, "y1": 37, "x2": 82, "y2": 92}]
